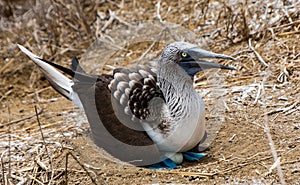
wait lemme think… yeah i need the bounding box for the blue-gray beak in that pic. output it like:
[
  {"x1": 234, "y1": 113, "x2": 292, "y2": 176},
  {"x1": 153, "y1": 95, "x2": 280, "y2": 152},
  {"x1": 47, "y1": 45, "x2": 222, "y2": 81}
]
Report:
[{"x1": 179, "y1": 47, "x2": 236, "y2": 76}]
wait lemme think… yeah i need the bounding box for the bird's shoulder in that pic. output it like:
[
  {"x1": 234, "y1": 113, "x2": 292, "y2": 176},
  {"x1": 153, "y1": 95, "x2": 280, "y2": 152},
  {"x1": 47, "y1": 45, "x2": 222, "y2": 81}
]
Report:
[{"x1": 109, "y1": 65, "x2": 165, "y2": 120}]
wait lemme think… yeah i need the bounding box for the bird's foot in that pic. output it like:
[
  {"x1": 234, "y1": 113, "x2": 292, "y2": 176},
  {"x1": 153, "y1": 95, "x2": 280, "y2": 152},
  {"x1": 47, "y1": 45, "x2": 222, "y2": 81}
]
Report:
[
  {"x1": 182, "y1": 152, "x2": 206, "y2": 161},
  {"x1": 147, "y1": 158, "x2": 177, "y2": 170},
  {"x1": 147, "y1": 153, "x2": 182, "y2": 169},
  {"x1": 146, "y1": 152, "x2": 206, "y2": 169}
]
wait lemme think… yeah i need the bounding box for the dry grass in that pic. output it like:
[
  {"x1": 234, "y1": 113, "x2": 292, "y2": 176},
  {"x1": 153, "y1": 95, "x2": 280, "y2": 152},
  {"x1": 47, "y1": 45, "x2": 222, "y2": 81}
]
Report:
[{"x1": 0, "y1": 0, "x2": 300, "y2": 184}]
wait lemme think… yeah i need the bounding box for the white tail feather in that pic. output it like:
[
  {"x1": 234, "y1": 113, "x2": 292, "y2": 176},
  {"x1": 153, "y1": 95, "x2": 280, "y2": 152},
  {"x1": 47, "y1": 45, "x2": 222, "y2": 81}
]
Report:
[{"x1": 17, "y1": 44, "x2": 82, "y2": 108}]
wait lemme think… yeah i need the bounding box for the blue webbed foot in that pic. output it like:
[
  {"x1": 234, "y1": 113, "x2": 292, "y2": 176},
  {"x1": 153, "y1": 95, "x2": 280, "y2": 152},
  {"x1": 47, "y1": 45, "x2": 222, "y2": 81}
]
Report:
[
  {"x1": 182, "y1": 152, "x2": 206, "y2": 161},
  {"x1": 147, "y1": 158, "x2": 177, "y2": 170}
]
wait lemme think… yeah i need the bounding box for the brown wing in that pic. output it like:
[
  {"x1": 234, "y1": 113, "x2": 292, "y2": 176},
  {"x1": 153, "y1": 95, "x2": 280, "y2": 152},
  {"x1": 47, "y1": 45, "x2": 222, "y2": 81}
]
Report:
[
  {"x1": 18, "y1": 46, "x2": 161, "y2": 166},
  {"x1": 71, "y1": 64, "x2": 161, "y2": 166}
]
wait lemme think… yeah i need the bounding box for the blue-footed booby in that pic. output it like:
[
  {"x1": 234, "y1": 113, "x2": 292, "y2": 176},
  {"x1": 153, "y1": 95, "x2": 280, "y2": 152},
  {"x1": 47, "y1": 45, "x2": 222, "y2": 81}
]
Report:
[{"x1": 17, "y1": 42, "x2": 235, "y2": 169}]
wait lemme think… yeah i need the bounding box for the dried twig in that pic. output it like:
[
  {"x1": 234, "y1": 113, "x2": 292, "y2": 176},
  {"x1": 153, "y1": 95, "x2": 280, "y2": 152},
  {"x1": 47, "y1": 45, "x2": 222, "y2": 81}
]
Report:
[
  {"x1": 158, "y1": 155, "x2": 275, "y2": 178},
  {"x1": 65, "y1": 151, "x2": 98, "y2": 185},
  {"x1": 0, "y1": 90, "x2": 13, "y2": 102},
  {"x1": 265, "y1": 157, "x2": 281, "y2": 176},
  {"x1": 1, "y1": 149, "x2": 8, "y2": 185},
  {"x1": 248, "y1": 38, "x2": 269, "y2": 67},
  {"x1": 102, "y1": 10, "x2": 132, "y2": 32},
  {"x1": 155, "y1": 1, "x2": 163, "y2": 23},
  {"x1": 0, "y1": 108, "x2": 44, "y2": 128},
  {"x1": 10, "y1": 173, "x2": 27, "y2": 184},
  {"x1": 271, "y1": 19, "x2": 300, "y2": 30},
  {"x1": 106, "y1": 0, "x2": 124, "y2": 9},
  {"x1": 0, "y1": 59, "x2": 15, "y2": 74},
  {"x1": 35, "y1": 106, "x2": 54, "y2": 185},
  {"x1": 277, "y1": 30, "x2": 300, "y2": 37},
  {"x1": 253, "y1": 82, "x2": 263, "y2": 105},
  {"x1": 260, "y1": 73, "x2": 286, "y2": 185},
  {"x1": 7, "y1": 105, "x2": 12, "y2": 179},
  {"x1": 136, "y1": 28, "x2": 165, "y2": 64},
  {"x1": 28, "y1": 174, "x2": 44, "y2": 185},
  {"x1": 265, "y1": 101, "x2": 299, "y2": 116},
  {"x1": 72, "y1": 0, "x2": 91, "y2": 34}
]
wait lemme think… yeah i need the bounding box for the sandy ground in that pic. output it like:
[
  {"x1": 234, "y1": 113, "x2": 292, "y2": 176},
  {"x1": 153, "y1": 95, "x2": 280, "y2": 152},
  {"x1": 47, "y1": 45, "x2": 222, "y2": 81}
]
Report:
[{"x1": 1, "y1": 0, "x2": 300, "y2": 184}]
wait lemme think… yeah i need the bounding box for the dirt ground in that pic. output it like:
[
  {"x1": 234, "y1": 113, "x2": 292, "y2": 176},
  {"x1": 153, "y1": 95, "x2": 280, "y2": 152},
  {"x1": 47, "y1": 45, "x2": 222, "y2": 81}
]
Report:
[{"x1": 1, "y1": 0, "x2": 300, "y2": 184}]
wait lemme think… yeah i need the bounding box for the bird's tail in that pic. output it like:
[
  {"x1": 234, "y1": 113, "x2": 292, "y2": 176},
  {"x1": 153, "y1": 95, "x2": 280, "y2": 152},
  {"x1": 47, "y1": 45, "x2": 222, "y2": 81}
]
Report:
[{"x1": 17, "y1": 44, "x2": 82, "y2": 107}]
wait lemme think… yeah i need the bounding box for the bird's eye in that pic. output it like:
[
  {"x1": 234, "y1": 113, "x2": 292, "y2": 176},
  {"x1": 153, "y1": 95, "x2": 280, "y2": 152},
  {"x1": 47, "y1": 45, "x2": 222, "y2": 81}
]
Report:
[{"x1": 181, "y1": 52, "x2": 188, "y2": 58}]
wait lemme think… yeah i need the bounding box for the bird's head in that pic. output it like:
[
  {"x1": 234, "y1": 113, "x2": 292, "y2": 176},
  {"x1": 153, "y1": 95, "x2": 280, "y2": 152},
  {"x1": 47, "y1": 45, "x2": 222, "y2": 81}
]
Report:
[{"x1": 158, "y1": 42, "x2": 235, "y2": 80}]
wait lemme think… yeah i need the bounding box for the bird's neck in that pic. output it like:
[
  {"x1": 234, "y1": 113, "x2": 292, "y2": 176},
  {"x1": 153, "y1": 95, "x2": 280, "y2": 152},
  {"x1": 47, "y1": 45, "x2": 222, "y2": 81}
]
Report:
[{"x1": 157, "y1": 70, "x2": 200, "y2": 120}]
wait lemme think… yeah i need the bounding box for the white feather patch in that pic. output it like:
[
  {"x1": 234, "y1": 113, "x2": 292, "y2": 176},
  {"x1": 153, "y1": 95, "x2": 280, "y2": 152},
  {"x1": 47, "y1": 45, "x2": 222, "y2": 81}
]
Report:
[
  {"x1": 114, "y1": 72, "x2": 128, "y2": 81},
  {"x1": 124, "y1": 106, "x2": 131, "y2": 115},
  {"x1": 119, "y1": 93, "x2": 128, "y2": 106},
  {"x1": 113, "y1": 90, "x2": 122, "y2": 100},
  {"x1": 150, "y1": 68, "x2": 157, "y2": 74},
  {"x1": 117, "y1": 81, "x2": 129, "y2": 92},
  {"x1": 128, "y1": 72, "x2": 142, "y2": 82},
  {"x1": 138, "y1": 69, "x2": 149, "y2": 77},
  {"x1": 128, "y1": 80, "x2": 137, "y2": 88},
  {"x1": 124, "y1": 87, "x2": 131, "y2": 96},
  {"x1": 108, "y1": 79, "x2": 116, "y2": 90},
  {"x1": 143, "y1": 78, "x2": 152, "y2": 85}
]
